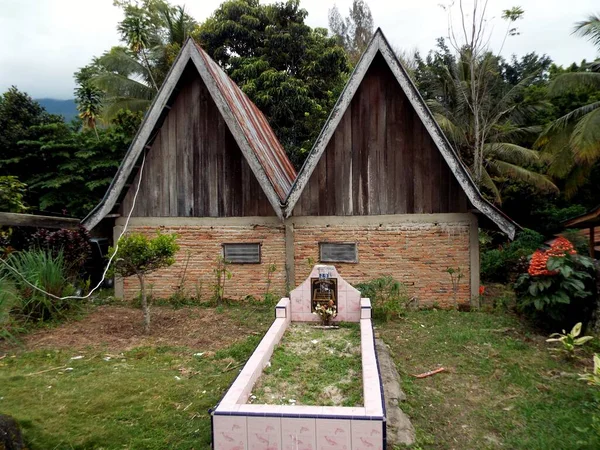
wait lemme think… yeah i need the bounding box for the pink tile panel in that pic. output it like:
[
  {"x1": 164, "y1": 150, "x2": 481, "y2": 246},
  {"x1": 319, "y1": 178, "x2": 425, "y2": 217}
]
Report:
[
  {"x1": 248, "y1": 416, "x2": 282, "y2": 450},
  {"x1": 351, "y1": 420, "x2": 384, "y2": 450},
  {"x1": 214, "y1": 416, "x2": 248, "y2": 450},
  {"x1": 316, "y1": 419, "x2": 351, "y2": 450},
  {"x1": 282, "y1": 417, "x2": 317, "y2": 450}
]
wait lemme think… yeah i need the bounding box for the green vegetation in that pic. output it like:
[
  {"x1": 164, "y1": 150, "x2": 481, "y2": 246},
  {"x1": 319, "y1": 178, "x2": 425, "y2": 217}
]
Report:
[
  {"x1": 249, "y1": 323, "x2": 363, "y2": 407},
  {"x1": 379, "y1": 309, "x2": 600, "y2": 449},
  {"x1": 355, "y1": 276, "x2": 411, "y2": 320},
  {"x1": 109, "y1": 232, "x2": 179, "y2": 333},
  {"x1": 3, "y1": 302, "x2": 599, "y2": 448},
  {"x1": 0, "y1": 302, "x2": 273, "y2": 449}
]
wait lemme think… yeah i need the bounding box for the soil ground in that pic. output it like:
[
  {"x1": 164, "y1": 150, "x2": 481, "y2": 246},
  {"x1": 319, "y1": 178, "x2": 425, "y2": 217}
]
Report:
[{"x1": 16, "y1": 304, "x2": 259, "y2": 352}]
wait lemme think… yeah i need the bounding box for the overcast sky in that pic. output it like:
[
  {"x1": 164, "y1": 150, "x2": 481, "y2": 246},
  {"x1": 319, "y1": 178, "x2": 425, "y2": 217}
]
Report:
[{"x1": 0, "y1": 0, "x2": 598, "y2": 99}]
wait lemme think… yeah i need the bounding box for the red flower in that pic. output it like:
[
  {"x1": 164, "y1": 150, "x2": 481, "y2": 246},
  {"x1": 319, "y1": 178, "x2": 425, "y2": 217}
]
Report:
[
  {"x1": 547, "y1": 236, "x2": 577, "y2": 257},
  {"x1": 528, "y1": 249, "x2": 556, "y2": 277},
  {"x1": 479, "y1": 285, "x2": 486, "y2": 295}
]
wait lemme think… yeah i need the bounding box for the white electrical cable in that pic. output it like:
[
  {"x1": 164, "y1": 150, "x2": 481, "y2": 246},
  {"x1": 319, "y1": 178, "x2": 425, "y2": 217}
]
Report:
[{"x1": 0, "y1": 151, "x2": 147, "y2": 301}]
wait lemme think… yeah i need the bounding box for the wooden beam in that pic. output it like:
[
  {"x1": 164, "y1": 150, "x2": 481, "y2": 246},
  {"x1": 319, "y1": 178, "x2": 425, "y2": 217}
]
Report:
[
  {"x1": 0, "y1": 212, "x2": 80, "y2": 229},
  {"x1": 590, "y1": 226, "x2": 595, "y2": 258}
]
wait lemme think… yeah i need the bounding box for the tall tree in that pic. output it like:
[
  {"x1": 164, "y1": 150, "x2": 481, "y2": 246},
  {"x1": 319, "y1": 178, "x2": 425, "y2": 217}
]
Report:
[
  {"x1": 74, "y1": 66, "x2": 104, "y2": 137},
  {"x1": 419, "y1": 45, "x2": 557, "y2": 202},
  {"x1": 328, "y1": 0, "x2": 374, "y2": 64},
  {"x1": 0, "y1": 87, "x2": 61, "y2": 183},
  {"x1": 90, "y1": 0, "x2": 197, "y2": 121},
  {"x1": 196, "y1": 0, "x2": 349, "y2": 166},
  {"x1": 442, "y1": 1, "x2": 525, "y2": 184},
  {"x1": 537, "y1": 14, "x2": 600, "y2": 196}
]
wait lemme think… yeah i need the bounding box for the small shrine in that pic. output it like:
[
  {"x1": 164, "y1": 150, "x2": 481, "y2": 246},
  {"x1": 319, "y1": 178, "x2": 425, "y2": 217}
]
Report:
[{"x1": 289, "y1": 265, "x2": 363, "y2": 322}]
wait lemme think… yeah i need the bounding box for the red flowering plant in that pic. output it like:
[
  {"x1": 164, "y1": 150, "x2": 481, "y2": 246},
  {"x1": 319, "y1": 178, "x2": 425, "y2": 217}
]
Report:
[{"x1": 515, "y1": 236, "x2": 595, "y2": 321}]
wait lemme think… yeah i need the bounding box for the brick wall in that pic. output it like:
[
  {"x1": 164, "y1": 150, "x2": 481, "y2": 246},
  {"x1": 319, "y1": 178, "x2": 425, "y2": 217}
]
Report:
[
  {"x1": 292, "y1": 221, "x2": 472, "y2": 308},
  {"x1": 120, "y1": 224, "x2": 287, "y2": 301}
]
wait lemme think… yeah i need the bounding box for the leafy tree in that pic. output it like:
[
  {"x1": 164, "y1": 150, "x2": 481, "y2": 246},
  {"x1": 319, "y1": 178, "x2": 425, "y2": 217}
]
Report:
[
  {"x1": 328, "y1": 0, "x2": 374, "y2": 64},
  {"x1": 18, "y1": 110, "x2": 140, "y2": 216},
  {"x1": 0, "y1": 87, "x2": 61, "y2": 182},
  {"x1": 417, "y1": 42, "x2": 557, "y2": 202},
  {"x1": 0, "y1": 176, "x2": 27, "y2": 213},
  {"x1": 90, "y1": 0, "x2": 197, "y2": 121},
  {"x1": 195, "y1": 0, "x2": 350, "y2": 166},
  {"x1": 74, "y1": 66, "x2": 104, "y2": 137},
  {"x1": 537, "y1": 14, "x2": 600, "y2": 196},
  {"x1": 109, "y1": 232, "x2": 179, "y2": 333}
]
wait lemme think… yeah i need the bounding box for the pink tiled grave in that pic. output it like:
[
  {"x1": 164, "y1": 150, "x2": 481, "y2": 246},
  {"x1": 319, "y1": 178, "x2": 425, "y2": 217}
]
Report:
[{"x1": 212, "y1": 266, "x2": 386, "y2": 450}]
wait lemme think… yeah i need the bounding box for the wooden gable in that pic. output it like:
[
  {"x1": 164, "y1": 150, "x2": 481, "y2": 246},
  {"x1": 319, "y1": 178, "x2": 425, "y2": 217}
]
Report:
[
  {"x1": 119, "y1": 64, "x2": 276, "y2": 217},
  {"x1": 292, "y1": 53, "x2": 469, "y2": 216}
]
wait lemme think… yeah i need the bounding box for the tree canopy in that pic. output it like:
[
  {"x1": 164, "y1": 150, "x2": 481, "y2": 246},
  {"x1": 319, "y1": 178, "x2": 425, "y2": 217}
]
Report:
[{"x1": 195, "y1": 0, "x2": 350, "y2": 166}]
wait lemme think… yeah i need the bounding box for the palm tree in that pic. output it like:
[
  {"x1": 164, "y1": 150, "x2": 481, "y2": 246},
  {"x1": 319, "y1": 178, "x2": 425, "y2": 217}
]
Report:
[
  {"x1": 538, "y1": 14, "x2": 600, "y2": 196},
  {"x1": 427, "y1": 51, "x2": 558, "y2": 203},
  {"x1": 90, "y1": 2, "x2": 196, "y2": 122}
]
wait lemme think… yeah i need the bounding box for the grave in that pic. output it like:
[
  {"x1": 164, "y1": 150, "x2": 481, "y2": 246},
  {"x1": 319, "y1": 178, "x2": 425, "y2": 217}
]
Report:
[{"x1": 211, "y1": 265, "x2": 386, "y2": 450}]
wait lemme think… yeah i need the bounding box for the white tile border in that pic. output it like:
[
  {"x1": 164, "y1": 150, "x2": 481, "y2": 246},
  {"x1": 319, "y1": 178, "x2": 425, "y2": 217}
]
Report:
[{"x1": 213, "y1": 294, "x2": 386, "y2": 449}]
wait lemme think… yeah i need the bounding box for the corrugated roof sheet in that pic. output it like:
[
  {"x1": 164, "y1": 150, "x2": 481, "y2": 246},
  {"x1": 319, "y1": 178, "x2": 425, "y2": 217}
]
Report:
[{"x1": 195, "y1": 43, "x2": 296, "y2": 201}]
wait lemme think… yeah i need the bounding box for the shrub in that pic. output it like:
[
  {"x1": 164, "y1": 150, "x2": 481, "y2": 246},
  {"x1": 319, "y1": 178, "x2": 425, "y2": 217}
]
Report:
[
  {"x1": 29, "y1": 226, "x2": 91, "y2": 277},
  {"x1": 514, "y1": 237, "x2": 596, "y2": 329},
  {"x1": 2, "y1": 249, "x2": 77, "y2": 322},
  {"x1": 108, "y1": 232, "x2": 179, "y2": 333},
  {"x1": 481, "y1": 228, "x2": 545, "y2": 283},
  {"x1": 355, "y1": 276, "x2": 410, "y2": 321}
]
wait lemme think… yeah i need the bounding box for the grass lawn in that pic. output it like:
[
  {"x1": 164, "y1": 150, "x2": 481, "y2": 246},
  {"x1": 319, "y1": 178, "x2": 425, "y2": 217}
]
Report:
[
  {"x1": 1, "y1": 302, "x2": 599, "y2": 449},
  {"x1": 0, "y1": 302, "x2": 273, "y2": 449},
  {"x1": 379, "y1": 309, "x2": 600, "y2": 450},
  {"x1": 251, "y1": 323, "x2": 362, "y2": 407}
]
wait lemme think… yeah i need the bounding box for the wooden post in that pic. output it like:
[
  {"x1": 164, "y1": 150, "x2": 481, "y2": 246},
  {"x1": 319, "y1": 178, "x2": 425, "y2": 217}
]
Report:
[{"x1": 590, "y1": 226, "x2": 596, "y2": 258}]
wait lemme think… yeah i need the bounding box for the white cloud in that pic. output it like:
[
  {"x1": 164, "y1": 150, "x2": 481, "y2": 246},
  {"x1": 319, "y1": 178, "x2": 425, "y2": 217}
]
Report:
[{"x1": 0, "y1": 0, "x2": 597, "y2": 99}]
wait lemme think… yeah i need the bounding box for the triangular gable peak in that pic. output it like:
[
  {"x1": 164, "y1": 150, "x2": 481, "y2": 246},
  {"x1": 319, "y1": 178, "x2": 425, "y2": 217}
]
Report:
[
  {"x1": 285, "y1": 29, "x2": 518, "y2": 239},
  {"x1": 83, "y1": 39, "x2": 296, "y2": 229}
]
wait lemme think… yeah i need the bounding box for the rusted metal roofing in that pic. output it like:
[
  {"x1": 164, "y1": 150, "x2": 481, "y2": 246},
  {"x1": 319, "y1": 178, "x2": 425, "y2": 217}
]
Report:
[{"x1": 195, "y1": 43, "x2": 296, "y2": 201}]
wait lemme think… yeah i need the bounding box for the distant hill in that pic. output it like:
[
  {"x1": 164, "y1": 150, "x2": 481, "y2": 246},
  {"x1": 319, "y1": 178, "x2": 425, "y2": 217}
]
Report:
[{"x1": 36, "y1": 98, "x2": 78, "y2": 122}]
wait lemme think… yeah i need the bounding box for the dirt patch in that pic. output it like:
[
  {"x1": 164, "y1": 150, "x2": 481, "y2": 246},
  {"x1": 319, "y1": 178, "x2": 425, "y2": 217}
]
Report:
[{"x1": 14, "y1": 305, "x2": 256, "y2": 352}]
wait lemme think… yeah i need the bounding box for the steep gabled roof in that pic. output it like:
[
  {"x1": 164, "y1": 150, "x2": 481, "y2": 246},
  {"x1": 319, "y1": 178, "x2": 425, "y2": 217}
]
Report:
[
  {"x1": 284, "y1": 29, "x2": 519, "y2": 239},
  {"x1": 83, "y1": 39, "x2": 296, "y2": 229}
]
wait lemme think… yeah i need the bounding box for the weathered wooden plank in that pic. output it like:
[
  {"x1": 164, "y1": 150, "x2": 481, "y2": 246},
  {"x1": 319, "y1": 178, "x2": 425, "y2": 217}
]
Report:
[
  {"x1": 342, "y1": 110, "x2": 353, "y2": 215},
  {"x1": 167, "y1": 96, "x2": 178, "y2": 216},
  {"x1": 192, "y1": 76, "x2": 201, "y2": 217},
  {"x1": 0, "y1": 212, "x2": 80, "y2": 229},
  {"x1": 419, "y1": 114, "x2": 433, "y2": 213}
]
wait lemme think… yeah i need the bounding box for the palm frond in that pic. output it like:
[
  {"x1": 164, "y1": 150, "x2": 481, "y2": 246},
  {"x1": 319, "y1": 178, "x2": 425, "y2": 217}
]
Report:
[
  {"x1": 93, "y1": 73, "x2": 155, "y2": 101},
  {"x1": 483, "y1": 143, "x2": 546, "y2": 166},
  {"x1": 492, "y1": 125, "x2": 543, "y2": 142},
  {"x1": 95, "y1": 47, "x2": 149, "y2": 78},
  {"x1": 101, "y1": 97, "x2": 151, "y2": 122},
  {"x1": 432, "y1": 112, "x2": 467, "y2": 146},
  {"x1": 543, "y1": 101, "x2": 600, "y2": 133},
  {"x1": 480, "y1": 167, "x2": 502, "y2": 204},
  {"x1": 549, "y1": 72, "x2": 600, "y2": 95},
  {"x1": 573, "y1": 14, "x2": 600, "y2": 48},
  {"x1": 563, "y1": 164, "x2": 593, "y2": 199},
  {"x1": 570, "y1": 106, "x2": 600, "y2": 164},
  {"x1": 487, "y1": 160, "x2": 559, "y2": 193}
]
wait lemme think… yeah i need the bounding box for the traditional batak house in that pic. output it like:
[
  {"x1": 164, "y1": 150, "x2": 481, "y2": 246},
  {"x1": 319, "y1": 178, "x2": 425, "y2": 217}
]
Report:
[{"x1": 84, "y1": 30, "x2": 518, "y2": 307}]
